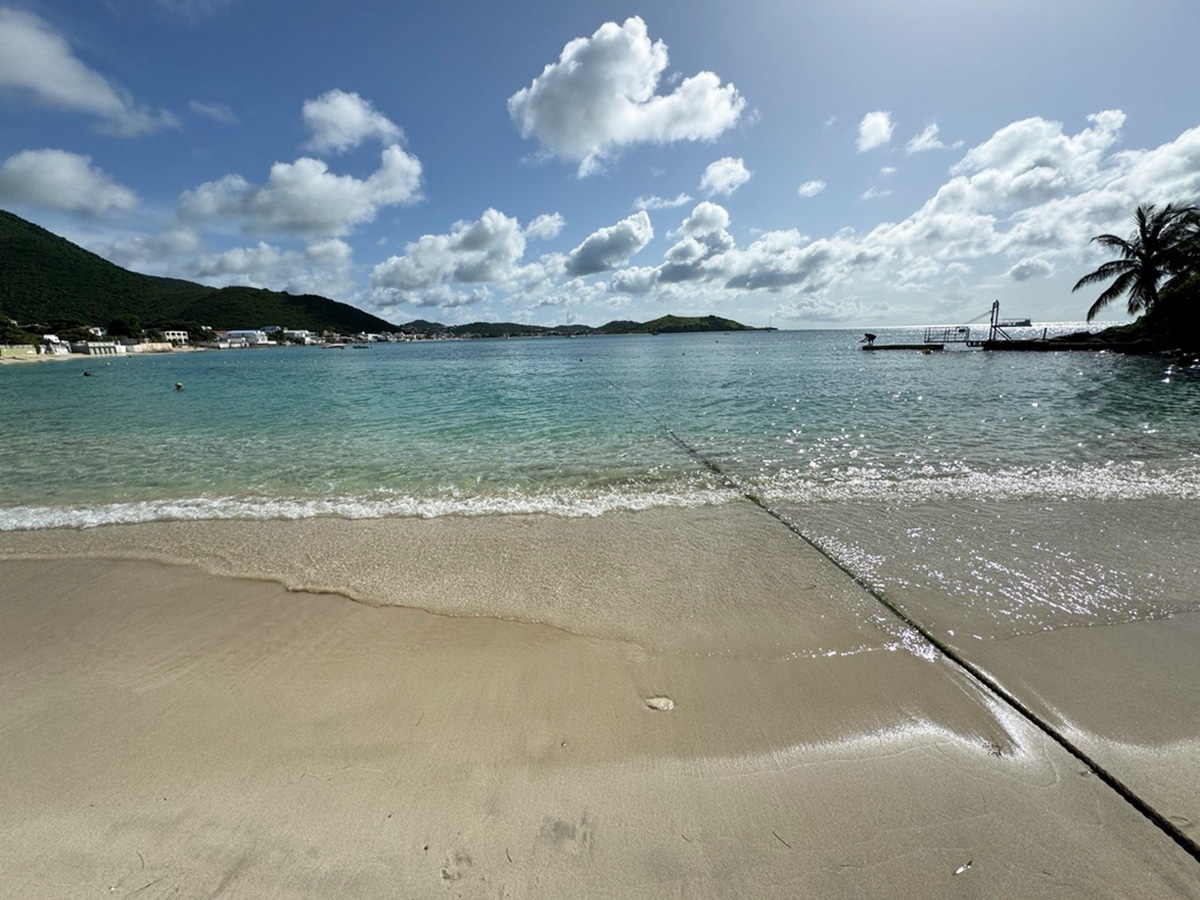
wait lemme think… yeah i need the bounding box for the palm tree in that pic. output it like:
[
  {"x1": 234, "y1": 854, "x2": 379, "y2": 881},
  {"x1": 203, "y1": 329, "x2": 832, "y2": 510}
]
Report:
[{"x1": 1072, "y1": 202, "x2": 1200, "y2": 322}]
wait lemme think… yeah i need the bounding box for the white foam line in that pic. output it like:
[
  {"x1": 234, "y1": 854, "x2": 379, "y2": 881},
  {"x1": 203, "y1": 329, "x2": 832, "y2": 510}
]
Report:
[{"x1": 0, "y1": 487, "x2": 742, "y2": 531}]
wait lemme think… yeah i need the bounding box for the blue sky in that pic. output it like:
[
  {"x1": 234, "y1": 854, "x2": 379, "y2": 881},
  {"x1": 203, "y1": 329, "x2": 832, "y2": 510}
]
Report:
[{"x1": 2, "y1": 0, "x2": 1199, "y2": 328}]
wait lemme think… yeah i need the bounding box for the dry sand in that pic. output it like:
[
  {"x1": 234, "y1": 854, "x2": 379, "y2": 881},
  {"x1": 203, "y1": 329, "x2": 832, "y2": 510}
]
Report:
[
  {"x1": 0, "y1": 350, "x2": 74, "y2": 365},
  {"x1": 2, "y1": 504, "x2": 1198, "y2": 897}
]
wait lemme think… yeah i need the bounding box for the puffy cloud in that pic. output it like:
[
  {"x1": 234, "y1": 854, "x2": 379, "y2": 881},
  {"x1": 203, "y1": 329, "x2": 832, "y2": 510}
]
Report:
[
  {"x1": 1006, "y1": 257, "x2": 1054, "y2": 281},
  {"x1": 678, "y1": 200, "x2": 730, "y2": 237},
  {"x1": 797, "y1": 180, "x2": 826, "y2": 198},
  {"x1": 179, "y1": 144, "x2": 422, "y2": 238},
  {"x1": 565, "y1": 211, "x2": 653, "y2": 276},
  {"x1": 188, "y1": 242, "x2": 294, "y2": 282},
  {"x1": 0, "y1": 8, "x2": 176, "y2": 135},
  {"x1": 634, "y1": 193, "x2": 693, "y2": 211},
  {"x1": 303, "y1": 89, "x2": 403, "y2": 154},
  {"x1": 99, "y1": 228, "x2": 358, "y2": 299},
  {"x1": 200, "y1": 240, "x2": 358, "y2": 297},
  {"x1": 371, "y1": 208, "x2": 529, "y2": 292},
  {"x1": 0, "y1": 149, "x2": 137, "y2": 214},
  {"x1": 723, "y1": 231, "x2": 841, "y2": 291},
  {"x1": 893, "y1": 112, "x2": 1128, "y2": 229},
  {"x1": 952, "y1": 110, "x2": 1124, "y2": 185},
  {"x1": 525, "y1": 213, "x2": 565, "y2": 240},
  {"x1": 507, "y1": 17, "x2": 745, "y2": 176},
  {"x1": 1107, "y1": 122, "x2": 1200, "y2": 204},
  {"x1": 101, "y1": 228, "x2": 204, "y2": 272},
  {"x1": 699, "y1": 157, "x2": 751, "y2": 196},
  {"x1": 657, "y1": 237, "x2": 709, "y2": 283},
  {"x1": 610, "y1": 266, "x2": 660, "y2": 295},
  {"x1": 857, "y1": 111, "x2": 894, "y2": 152},
  {"x1": 306, "y1": 237, "x2": 354, "y2": 267}
]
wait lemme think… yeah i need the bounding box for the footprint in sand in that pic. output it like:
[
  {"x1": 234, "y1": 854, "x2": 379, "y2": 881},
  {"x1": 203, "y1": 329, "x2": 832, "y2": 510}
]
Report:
[{"x1": 440, "y1": 850, "x2": 472, "y2": 881}]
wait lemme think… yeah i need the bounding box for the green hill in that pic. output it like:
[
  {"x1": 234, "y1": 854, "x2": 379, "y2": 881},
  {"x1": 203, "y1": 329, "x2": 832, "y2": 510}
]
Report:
[
  {"x1": 625, "y1": 315, "x2": 759, "y2": 334},
  {"x1": 0, "y1": 210, "x2": 399, "y2": 334}
]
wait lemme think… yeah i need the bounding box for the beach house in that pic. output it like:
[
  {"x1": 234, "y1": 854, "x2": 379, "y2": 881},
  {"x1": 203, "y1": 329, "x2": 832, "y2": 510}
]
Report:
[{"x1": 222, "y1": 330, "x2": 272, "y2": 347}]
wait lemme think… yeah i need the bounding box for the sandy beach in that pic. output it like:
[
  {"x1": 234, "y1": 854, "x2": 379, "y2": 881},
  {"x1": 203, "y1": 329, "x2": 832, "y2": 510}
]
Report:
[
  {"x1": 2, "y1": 503, "x2": 1198, "y2": 897},
  {"x1": 0, "y1": 348, "x2": 76, "y2": 365}
]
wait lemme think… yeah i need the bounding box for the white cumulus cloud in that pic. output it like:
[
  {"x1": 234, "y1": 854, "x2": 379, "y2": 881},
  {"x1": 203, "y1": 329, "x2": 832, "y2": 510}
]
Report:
[
  {"x1": 179, "y1": 144, "x2": 422, "y2": 238},
  {"x1": 678, "y1": 201, "x2": 730, "y2": 238},
  {"x1": 1006, "y1": 257, "x2": 1054, "y2": 281},
  {"x1": 699, "y1": 157, "x2": 751, "y2": 196},
  {"x1": 507, "y1": 17, "x2": 745, "y2": 176},
  {"x1": 566, "y1": 211, "x2": 654, "y2": 276},
  {"x1": 656, "y1": 202, "x2": 734, "y2": 284},
  {"x1": 525, "y1": 213, "x2": 565, "y2": 241},
  {"x1": 0, "y1": 149, "x2": 138, "y2": 214},
  {"x1": 798, "y1": 180, "x2": 826, "y2": 198},
  {"x1": 303, "y1": 89, "x2": 404, "y2": 155},
  {"x1": 371, "y1": 208, "x2": 530, "y2": 293},
  {"x1": 182, "y1": 238, "x2": 357, "y2": 297},
  {"x1": 857, "y1": 111, "x2": 894, "y2": 152},
  {"x1": 0, "y1": 7, "x2": 176, "y2": 135}
]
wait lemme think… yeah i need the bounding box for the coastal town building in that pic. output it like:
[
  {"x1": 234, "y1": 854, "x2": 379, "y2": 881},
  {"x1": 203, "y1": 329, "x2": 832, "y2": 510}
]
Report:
[
  {"x1": 69, "y1": 341, "x2": 124, "y2": 356},
  {"x1": 221, "y1": 330, "x2": 272, "y2": 347},
  {"x1": 282, "y1": 329, "x2": 320, "y2": 344}
]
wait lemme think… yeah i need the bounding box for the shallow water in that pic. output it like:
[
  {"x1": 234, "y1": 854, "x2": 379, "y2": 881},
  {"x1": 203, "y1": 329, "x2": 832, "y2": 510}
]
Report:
[
  {"x1": 3, "y1": 329, "x2": 1197, "y2": 529},
  {"x1": 4, "y1": 329, "x2": 1199, "y2": 643}
]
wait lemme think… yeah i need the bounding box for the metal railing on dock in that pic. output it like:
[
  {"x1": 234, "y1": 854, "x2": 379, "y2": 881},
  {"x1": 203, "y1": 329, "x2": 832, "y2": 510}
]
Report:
[{"x1": 922, "y1": 326, "x2": 972, "y2": 344}]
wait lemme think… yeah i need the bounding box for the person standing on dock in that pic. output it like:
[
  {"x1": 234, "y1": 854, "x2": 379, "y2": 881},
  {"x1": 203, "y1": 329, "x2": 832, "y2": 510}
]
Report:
[{"x1": 861, "y1": 333, "x2": 876, "y2": 346}]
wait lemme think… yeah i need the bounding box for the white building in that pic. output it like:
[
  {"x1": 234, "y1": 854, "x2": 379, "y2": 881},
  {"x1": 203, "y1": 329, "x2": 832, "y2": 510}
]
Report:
[
  {"x1": 282, "y1": 329, "x2": 319, "y2": 344},
  {"x1": 221, "y1": 330, "x2": 272, "y2": 347},
  {"x1": 70, "y1": 341, "x2": 125, "y2": 356},
  {"x1": 163, "y1": 330, "x2": 189, "y2": 345},
  {"x1": 42, "y1": 335, "x2": 70, "y2": 355}
]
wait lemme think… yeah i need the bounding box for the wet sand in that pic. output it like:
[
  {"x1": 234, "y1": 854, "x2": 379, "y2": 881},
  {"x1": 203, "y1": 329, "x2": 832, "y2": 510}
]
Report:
[
  {"x1": 2, "y1": 503, "x2": 1198, "y2": 897},
  {"x1": 785, "y1": 498, "x2": 1200, "y2": 832}
]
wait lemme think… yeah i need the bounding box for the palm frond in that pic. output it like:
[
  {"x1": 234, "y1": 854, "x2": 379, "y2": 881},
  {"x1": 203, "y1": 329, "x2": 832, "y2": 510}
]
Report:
[
  {"x1": 1086, "y1": 271, "x2": 1136, "y2": 321},
  {"x1": 1072, "y1": 259, "x2": 1134, "y2": 292},
  {"x1": 1089, "y1": 234, "x2": 1135, "y2": 257}
]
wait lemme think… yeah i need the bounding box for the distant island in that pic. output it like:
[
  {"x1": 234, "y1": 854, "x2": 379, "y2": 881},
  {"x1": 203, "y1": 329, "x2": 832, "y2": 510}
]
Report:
[{"x1": 0, "y1": 210, "x2": 767, "y2": 343}]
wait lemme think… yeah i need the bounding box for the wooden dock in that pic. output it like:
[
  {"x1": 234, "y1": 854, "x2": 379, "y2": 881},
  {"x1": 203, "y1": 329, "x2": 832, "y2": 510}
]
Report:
[{"x1": 862, "y1": 343, "x2": 943, "y2": 351}]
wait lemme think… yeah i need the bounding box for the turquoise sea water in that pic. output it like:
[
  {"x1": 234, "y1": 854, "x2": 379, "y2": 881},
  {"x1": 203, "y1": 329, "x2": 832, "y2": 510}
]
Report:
[{"x1": 2, "y1": 328, "x2": 1198, "y2": 530}]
